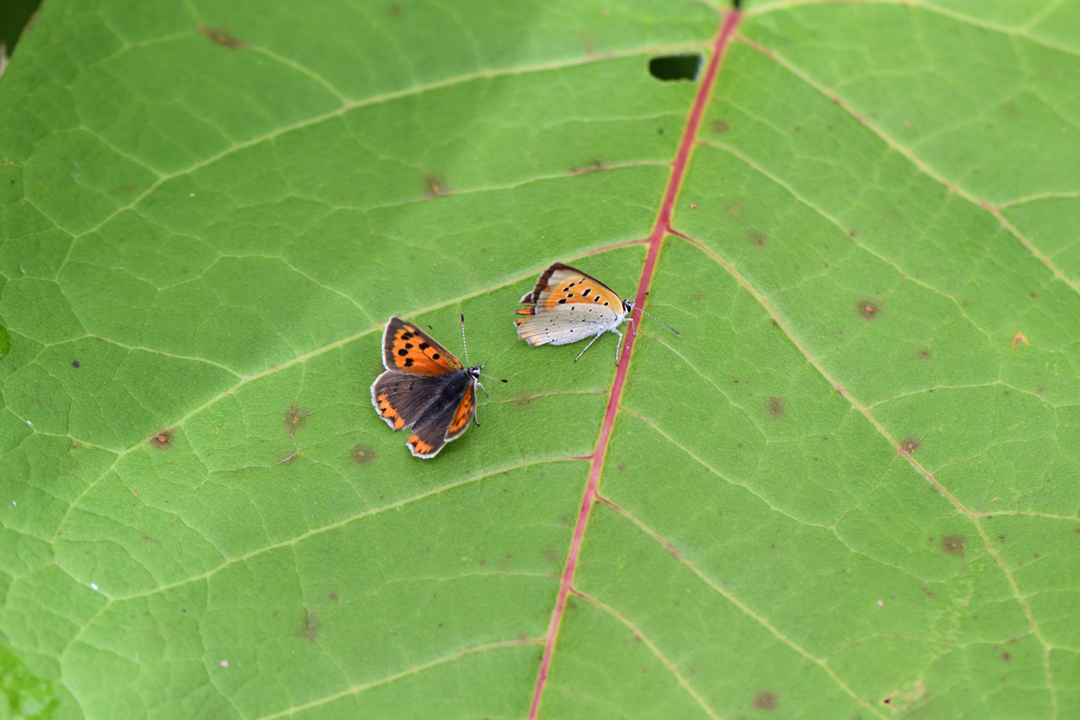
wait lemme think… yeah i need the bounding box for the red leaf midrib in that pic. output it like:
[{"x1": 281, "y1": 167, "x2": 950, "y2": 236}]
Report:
[{"x1": 527, "y1": 10, "x2": 743, "y2": 718}]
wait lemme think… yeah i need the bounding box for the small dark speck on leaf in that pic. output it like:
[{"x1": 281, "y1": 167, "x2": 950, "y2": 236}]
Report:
[
  {"x1": 901, "y1": 437, "x2": 921, "y2": 454},
  {"x1": 197, "y1": 26, "x2": 244, "y2": 48},
  {"x1": 351, "y1": 444, "x2": 377, "y2": 466},
  {"x1": 916, "y1": 347, "x2": 931, "y2": 361},
  {"x1": 748, "y1": 231, "x2": 768, "y2": 247},
  {"x1": 754, "y1": 691, "x2": 778, "y2": 710},
  {"x1": 72, "y1": 360, "x2": 80, "y2": 368},
  {"x1": 941, "y1": 535, "x2": 965, "y2": 557},
  {"x1": 1002, "y1": 652, "x2": 1011, "y2": 661},
  {"x1": 765, "y1": 396, "x2": 785, "y2": 419}
]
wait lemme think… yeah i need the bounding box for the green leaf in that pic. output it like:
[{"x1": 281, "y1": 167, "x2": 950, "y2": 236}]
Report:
[{"x1": 1, "y1": 1, "x2": 1078, "y2": 718}]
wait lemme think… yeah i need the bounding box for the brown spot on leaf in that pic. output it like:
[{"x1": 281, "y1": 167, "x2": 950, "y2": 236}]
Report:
[
  {"x1": 691, "y1": 290, "x2": 704, "y2": 301},
  {"x1": 900, "y1": 437, "x2": 921, "y2": 454},
  {"x1": 857, "y1": 300, "x2": 881, "y2": 320},
  {"x1": 285, "y1": 405, "x2": 309, "y2": 437},
  {"x1": 298, "y1": 610, "x2": 321, "y2": 642},
  {"x1": 424, "y1": 173, "x2": 449, "y2": 198},
  {"x1": 941, "y1": 535, "x2": 965, "y2": 557},
  {"x1": 1002, "y1": 652, "x2": 1011, "y2": 661},
  {"x1": 572, "y1": 159, "x2": 604, "y2": 175},
  {"x1": 151, "y1": 431, "x2": 172, "y2": 450},
  {"x1": 999, "y1": 102, "x2": 1021, "y2": 120},
  {"x1": 748, "y1": 231, "x2": 768, "y2": 247},
  {"x1": 329, "y1": 592, "x2": 338, "y2": 602},
  {"x1": 1011, "y1": 332, "x2": 1028, "y2": 350},
  {"x1": 754, "y1": 691, "x2": 778, "y2": 710},
  {"x1": 765, "y1": 396, "x2": 785, "y2": 419},
  {"x1": 880, "y1": 209, "x2": 906, "y2": 226},
  {"x1": 916, "y1": 347, "x2": 931, "y2": 361},
  {"x1": 386, "y1": 2, "x2": 401, "y2": 16},
  {"x1": 711, "y1": 119, "x2": 730, "y2": 133},
  {"x1": 351, "y1": 444, "x2": 377, "y2": 466},
  {"x1": 197, "y1": 26, "x2": 244, "y2": 48}
]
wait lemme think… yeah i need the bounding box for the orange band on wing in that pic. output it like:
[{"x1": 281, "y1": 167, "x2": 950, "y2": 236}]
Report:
[
  {"x1": 447, "y1": 386, "x2": 475, "y2": 437},
  {"x1": 377, "y1": 393, "x2": 405, "y2": 429},
  {"x1": 408, "y1": 435, "x2": 436, "y2": 456}
]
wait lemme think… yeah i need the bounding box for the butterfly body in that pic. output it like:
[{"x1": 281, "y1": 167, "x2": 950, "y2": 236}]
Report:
[
  {"x1": 515, "y1": 263, "x2": 633, "y2": 362},
  {"x1": 371, "y1": 317, "x2": 481, "y2": 458}
]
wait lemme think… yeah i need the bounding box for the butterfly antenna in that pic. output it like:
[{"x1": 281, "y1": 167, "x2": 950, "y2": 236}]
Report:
[
  {"x1": 460, "y1": 313, "x2": 470, "y2": 366},
  {"x1": 461, "y1": 313, "x2": 508, "y2": 383},
  {"x1": 627, "y1": 295, "x2": 680, "y2": 335},
  {"x1": 640, "y1": 308, "x2": 680, "y2": 335}
]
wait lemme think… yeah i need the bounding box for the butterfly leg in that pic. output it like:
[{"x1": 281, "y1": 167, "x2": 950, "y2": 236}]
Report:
[
  {"x1": 612, "y1": 328, "x2": 624, "y2": 364},
  {"x1": 473, "y1": 381, "x2": 489, "y2": 426},
  {"x1": 573, "y1": 333, "x2": 602, "y2": 363}
]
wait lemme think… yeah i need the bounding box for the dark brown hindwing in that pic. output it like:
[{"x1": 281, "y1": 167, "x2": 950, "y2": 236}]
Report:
[
  {"x1": 371, "y1": 371, "x2": 449, "y2": 431},
  {"x1": 404, "y1": 372, "x2": 476, "y2": 457}
]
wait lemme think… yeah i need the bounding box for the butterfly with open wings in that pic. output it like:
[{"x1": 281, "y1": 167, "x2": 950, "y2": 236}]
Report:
[{"x1": 371, "y1": 315, "x2": 503, "y2": 458}]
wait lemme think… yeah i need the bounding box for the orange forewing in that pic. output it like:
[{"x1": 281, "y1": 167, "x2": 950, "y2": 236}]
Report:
[
  {"x1": 518, "y1": 263, "x2": 623, "y2": 319},
  {"x1": 384, "y1": 318, "x2": 462, "y2": 376},
  {"x1": 537, "y1": 275, "x2": 622, "y2": 311}
]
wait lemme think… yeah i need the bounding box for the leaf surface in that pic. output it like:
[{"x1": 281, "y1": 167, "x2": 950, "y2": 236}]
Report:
[{"x1": 1, "y1": 1, "x2": 1079, "y2": 718}]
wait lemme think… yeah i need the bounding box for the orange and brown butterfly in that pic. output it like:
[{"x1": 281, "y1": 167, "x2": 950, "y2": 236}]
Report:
[
  {"x1": 371, "y1": 315, "x2": 504, "y2": 458},
  {"x1": 515, "y1": 262, "x2": 679, "y2": 362}
]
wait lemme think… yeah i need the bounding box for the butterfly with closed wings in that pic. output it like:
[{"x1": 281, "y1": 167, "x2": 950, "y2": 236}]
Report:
[
  {"x1": 371, "y1": 315, "x2": 504, "y2": 458},
  {"x1": 515, "y1": 262, "x2": 679, "y2": 362}
]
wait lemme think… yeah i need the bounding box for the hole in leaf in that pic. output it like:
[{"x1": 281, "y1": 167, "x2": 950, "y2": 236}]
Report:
[
  {"x1": 0, "y1": 0, "x2": 42, "y2": 56},
  {"x1": 648, "y1": 54, "x2": 702, "y2": 82}
]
